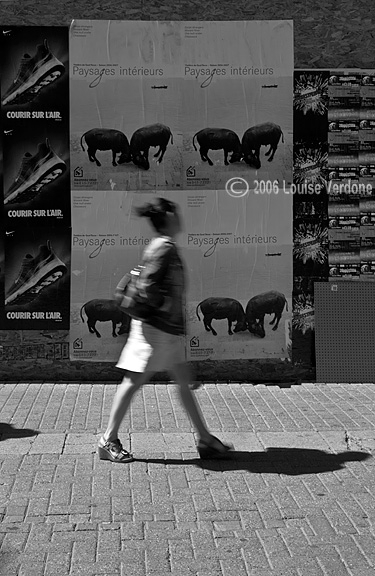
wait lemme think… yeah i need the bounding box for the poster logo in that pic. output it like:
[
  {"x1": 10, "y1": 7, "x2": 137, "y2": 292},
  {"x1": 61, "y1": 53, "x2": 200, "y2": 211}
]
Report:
[
  {"x1": 186, "y1": 166, "x2": 196, "y2": 178},
  {"x1": 74, "y1": 166, "x2": 83, "y2": 178},
  {"x1": 73, "y1": 337, "x2": 83, "y2": 349},
  {"x1": 190, "y1": 336, "x2": 199, "y2": 347}
]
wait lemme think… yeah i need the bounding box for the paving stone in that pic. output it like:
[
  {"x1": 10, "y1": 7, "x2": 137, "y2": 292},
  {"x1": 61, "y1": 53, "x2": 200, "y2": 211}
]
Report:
[
  {"x1": 63, "y1": 433, "x2": 98, "y2": 454},
  {"x1": 258, "y1": 431, "x2": 331, "y2": 451},
  {"x1": 28, "y1": 434, "x2": 66, "y2": 455},
  {"x1": 0, "y1": 436, "x2": 35, "y2": 455},
  {"x1": 132, "y1": 432, "x2": 196, "y2": 452},
  {"x1": 219, "y1": 432, "x2": 263, "y2": 452}
]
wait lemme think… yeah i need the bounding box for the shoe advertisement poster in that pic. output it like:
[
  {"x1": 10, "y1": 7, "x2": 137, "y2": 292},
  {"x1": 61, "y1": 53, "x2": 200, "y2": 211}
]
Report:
[
  {"x1": 1, "y1": 228, "x2": 71, "y2": 330},
  {"x1": 182, "y1": 191, "x2": 292, "y2": 361},
  {"x1": 0, "y1": 26, "x2": 70, "y2": 227},
  {"x1": 69, "y1": 190, "x2": 179, "y2": 362},
  {"x1": 69, "y1": 20, "x2": 293, "y2": 192}
]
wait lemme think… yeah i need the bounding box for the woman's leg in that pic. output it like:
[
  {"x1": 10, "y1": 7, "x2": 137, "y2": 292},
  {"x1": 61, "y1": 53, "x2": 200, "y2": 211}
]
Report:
[
  {"x1": 169, "y1": 362, "x2": 212, "y2": 443},
  {"x1": 102, "y1": 370, "x2": 153, "y2": 442}
]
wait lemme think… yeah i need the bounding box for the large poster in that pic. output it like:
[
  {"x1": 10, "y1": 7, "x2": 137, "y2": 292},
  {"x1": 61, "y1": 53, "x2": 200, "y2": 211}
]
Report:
[
  {"x1": 3, "y1": 228, "x2": 71, "y2": 330},
  {"x1": 70, "y1": 191, "x2": 178, "y2": 362},
  {"x1": 70, "y1": 20, "x2": 183, "y2": 192},
  {"x1": 0, "y1": 26, "x2": 71, "y2": 330},
  {"x1": 183, "y1": 191, "x2": 292, "y2": 360},
  {"x1": 181, "y1": 21, "x2": 293, "y2": 191},
  {"x1": 69, "y1": 20, "x2": 294, "y2": 362}
]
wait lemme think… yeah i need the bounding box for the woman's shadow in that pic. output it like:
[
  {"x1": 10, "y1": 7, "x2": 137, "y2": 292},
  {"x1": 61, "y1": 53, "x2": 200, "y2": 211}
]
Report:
[
  {"x1": 137, "y1": 448, "x2": 372, "y2": 475},
  {"x1": 0, "y1": 422, "x2": 39, "y2": 441}
]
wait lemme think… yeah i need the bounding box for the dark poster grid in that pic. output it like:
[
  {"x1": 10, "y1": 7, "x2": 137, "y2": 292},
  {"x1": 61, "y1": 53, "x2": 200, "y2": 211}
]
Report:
[
  {"x1": 327, "y1": 70, "x2": 361, "y2": 282},
  {"x1": 292, "y1": 70, "x2": 330, "y2": 366},
  {"x1": 326, "y1": 71, "x2": 375, "y2": 283},
  {"x1": 359, "y1": 71, "x2": 375, "y2": 280},
  {"x1": 0, "y1": 26, "x2": 71, "y2": 331}
]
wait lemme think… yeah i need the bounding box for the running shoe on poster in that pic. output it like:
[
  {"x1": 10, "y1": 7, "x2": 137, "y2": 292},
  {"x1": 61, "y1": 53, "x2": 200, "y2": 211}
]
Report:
[
  {"x1": 5, "y1": 139, "x2": 66, "y2": 205},
  {"x1": 5, "y1": 240, "x2": 67, "y2": 306},
  {"x1": 1, "y1": 40, "x2": 65, "y2": 106}
]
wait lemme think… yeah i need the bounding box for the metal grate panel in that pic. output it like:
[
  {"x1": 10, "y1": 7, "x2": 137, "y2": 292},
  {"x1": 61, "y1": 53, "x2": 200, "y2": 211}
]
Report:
[{"x1": 315, "y1": 281, "x2": 375, "y2": 382}]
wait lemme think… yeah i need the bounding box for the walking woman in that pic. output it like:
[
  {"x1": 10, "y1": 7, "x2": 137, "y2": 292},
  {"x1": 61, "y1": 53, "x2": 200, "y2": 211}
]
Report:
[{"x1": 98, "y1": 197, "x2": 232, "y2": 463}]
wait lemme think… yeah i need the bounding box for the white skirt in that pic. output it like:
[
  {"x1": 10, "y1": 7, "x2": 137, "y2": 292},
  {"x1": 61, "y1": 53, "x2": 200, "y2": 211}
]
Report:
[{"x1": 116, "y1": 319, "x2": 186, "y2": 373}]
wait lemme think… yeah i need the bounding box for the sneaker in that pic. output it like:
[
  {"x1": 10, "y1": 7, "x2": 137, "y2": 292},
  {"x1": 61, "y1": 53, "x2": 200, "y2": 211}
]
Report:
[
  {"x1": 5, "y1": 240, "x2": 67, "y2": 306},
  {"x1": 5, "y1": 139, "x2": 66, "y2": 205},
  {"x1": 2, "y1": 39, "x2": 65, "y2": 106}
]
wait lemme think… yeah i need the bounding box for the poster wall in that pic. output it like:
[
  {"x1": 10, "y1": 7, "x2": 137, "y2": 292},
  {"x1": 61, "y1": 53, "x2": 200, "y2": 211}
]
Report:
[
  {"x1": 68, "y1": 19, "x2": 294, "y2": 362},
  {"x1": 0, "y1": 26, "x2": 71, "y2": 330},
  {"x1": 69, "y1": 20, "x2": 293, "y2": 193},
  {"x1": 292, "y1": 68, "x2": 375, "y2": 366}
]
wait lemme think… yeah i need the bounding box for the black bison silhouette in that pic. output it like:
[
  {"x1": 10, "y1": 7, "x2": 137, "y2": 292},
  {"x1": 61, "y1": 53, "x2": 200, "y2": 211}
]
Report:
[
  {"x1": 80, "y1": 128, "x2": 131, "y2": 167},
  {"x1": 130, "y1": 123, "x2": 173, "y2": 170},
  {"x1": 242, "y1": 122, "x2": 284, "y2": 169},
  {"x1": 245, "y1": 291, "x2": 288, "y2": 338},
  {"x1": 80, "y1": 299, "x2": 131, "y2": 338},
  {"x1": 196, "y1": 297, "x2": 247, "y2": 336},
  {"x1": 193, "y1": 128, "x2": 243, "y2": 166}
]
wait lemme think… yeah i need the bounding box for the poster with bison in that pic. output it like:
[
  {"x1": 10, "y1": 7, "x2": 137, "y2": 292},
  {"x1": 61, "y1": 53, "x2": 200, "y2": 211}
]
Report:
[
  {"x1": 69, "y1": 20, "x2": 183, "y2": 192},
  {"x1": 69, "y1": 190, "x2": 183, "y2": 361},
  {"x1": 182, "y1": 190, "x2": 293, "y2": 361},
  {"x1": 182, "y1": 20, "x2": 293, "y2": 191}
]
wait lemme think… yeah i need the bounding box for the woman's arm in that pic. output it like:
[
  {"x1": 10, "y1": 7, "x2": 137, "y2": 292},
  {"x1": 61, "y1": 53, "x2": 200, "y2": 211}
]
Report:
[
  {"x1": 114, "y1": 273, "x2": 130, "y2": 304},
  {"x1": 137, "y1": 241, "x2": 174, "y2": 308}
]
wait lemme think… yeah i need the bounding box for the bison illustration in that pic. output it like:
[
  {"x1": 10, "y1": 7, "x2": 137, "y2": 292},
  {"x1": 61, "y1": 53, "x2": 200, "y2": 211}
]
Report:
[
  {"x1": 80, "y1": 299, "x2": 131, "y2": 338},
  {"x1": 193, "y1": 128, "x2": 243, "y2": 166},
  {"x1": 130, "y1": 123, "x2": 173, "y2": 170},
  {"x1": 241, "y1": 122, "x2": 284, "y2": 169},
  {"x1": 196, "y1": 297, "x2": 247, "y2": 336},
  {"x1": 245, "y1": 291, "x2": 288, "y2": 338},
  {"x1": 80, "y1": 128, "x2": 131, "y2": 167}
]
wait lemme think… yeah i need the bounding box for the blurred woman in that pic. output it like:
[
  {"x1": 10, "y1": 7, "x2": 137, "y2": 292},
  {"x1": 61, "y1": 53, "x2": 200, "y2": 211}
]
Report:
[{"x1": 98, "y1": 197, "x2": 232, "y2": 463}]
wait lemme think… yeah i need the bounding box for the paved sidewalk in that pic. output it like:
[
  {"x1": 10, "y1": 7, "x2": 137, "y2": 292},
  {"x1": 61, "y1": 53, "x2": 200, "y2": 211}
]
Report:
[{"x1": 1, "y1": 382, "x2": 375, "y2": 576}]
